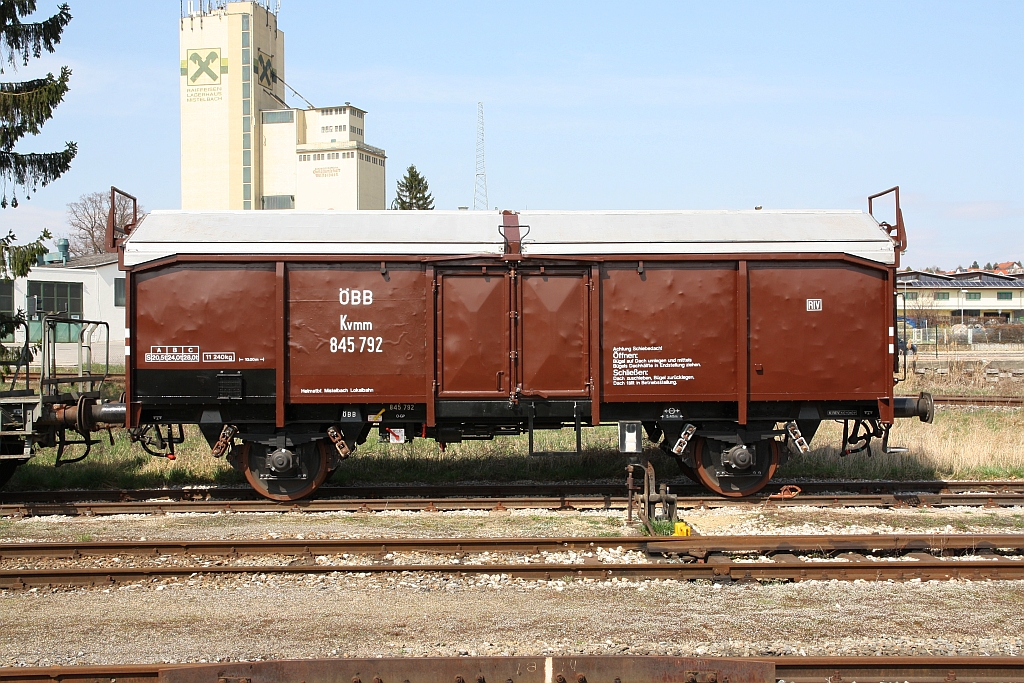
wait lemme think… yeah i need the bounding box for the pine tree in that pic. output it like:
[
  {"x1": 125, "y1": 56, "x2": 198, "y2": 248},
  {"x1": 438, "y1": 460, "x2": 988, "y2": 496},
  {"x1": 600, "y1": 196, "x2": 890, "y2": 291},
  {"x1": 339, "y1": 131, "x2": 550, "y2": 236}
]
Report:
[
  {"x1": 1, "y1": 1, "x2": 76, "y2": 211},
  {"x1": 391, "y1": 164, "x2": 434, "y2": 210},
  {"x1": 0, "y1": 2, "x2": 71, "y2": 358}
]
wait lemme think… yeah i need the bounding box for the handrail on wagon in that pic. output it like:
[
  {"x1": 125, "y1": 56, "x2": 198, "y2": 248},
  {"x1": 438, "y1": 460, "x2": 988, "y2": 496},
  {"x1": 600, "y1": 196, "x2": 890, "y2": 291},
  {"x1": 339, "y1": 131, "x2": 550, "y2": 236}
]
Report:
[
  {"x1": 39, "y1": 314, "x2": 110, "y2": 399},
  {"x1": 868, "y1": 185, "x2": 907, "y2": 256},
  {"x1": 105, "y1": 186, "x2": 138, "y2": 252}
]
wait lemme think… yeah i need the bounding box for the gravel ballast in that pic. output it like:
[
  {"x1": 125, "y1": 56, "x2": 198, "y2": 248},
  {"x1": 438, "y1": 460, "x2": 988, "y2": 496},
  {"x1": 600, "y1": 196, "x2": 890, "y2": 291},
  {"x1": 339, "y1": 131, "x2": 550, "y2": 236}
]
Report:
[
  {"x1": 2, "y1": 575, "x2": 1024, "y2": 666},
  {"x1": 3, "y1": 505, "x2": 1024, "y2": 667}
]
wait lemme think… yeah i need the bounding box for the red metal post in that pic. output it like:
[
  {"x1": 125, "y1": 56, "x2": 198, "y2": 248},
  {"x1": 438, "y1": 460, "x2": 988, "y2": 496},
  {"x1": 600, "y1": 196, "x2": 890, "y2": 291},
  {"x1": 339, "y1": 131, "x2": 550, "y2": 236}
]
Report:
[
  {"x1": 590, "y1": 264, "x2": 601, "y2": 425},
  {"x1": 736, "y1": 261, "x2": 749, "y2": 425},
  {"x1": 425, "y1": 265, "x2": 436, "y2": 427},
  {"x1": 275, "y1": 261, "x2": 286, "y2": 428}
]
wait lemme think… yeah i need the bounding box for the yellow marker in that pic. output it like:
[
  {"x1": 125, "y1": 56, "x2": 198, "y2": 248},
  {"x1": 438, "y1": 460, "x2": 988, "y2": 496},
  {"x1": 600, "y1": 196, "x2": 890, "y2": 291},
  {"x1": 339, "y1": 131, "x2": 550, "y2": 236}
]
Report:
[
  {"x1": 673, "y1": 522, "x2": 691, "y2": 537},
  {"x1": 369, "y1": 408, "x2": 386, "y2": 422}
]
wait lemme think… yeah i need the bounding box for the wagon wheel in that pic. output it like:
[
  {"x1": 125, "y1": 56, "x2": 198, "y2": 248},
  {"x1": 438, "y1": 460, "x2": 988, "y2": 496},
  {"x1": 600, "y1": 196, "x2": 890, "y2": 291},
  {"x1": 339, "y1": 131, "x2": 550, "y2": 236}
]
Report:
[
  {"x1": 690, "y1": 436, "x2": 781, "y2": 497},
  {"x1": 239, "y1": 439, "x2": 331, "y2": 501}
]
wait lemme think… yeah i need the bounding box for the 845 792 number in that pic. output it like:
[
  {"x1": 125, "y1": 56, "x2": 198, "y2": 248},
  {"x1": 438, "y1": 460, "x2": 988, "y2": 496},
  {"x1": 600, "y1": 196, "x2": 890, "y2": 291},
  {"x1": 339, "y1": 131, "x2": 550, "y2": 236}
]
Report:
[{"x1": 330, "y1": 336, "x2": 383, "y2": 353}]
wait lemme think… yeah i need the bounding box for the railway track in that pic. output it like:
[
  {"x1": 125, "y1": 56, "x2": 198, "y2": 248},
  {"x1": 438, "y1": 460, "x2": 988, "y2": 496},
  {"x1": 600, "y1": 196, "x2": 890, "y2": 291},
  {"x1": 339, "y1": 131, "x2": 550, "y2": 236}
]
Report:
[
  {"x1": 927, "y1": 393, "x2": 1024, "y2": 406},
  {"x1": 2, "y1": 480, "x2": 1023, "y2": 517},
  {"x1": 2, "y1": 534, "x2": 1023, "y2": 589},
  {"x1": 3, "y1": 655, "x2": 1024, "y2": 683}
]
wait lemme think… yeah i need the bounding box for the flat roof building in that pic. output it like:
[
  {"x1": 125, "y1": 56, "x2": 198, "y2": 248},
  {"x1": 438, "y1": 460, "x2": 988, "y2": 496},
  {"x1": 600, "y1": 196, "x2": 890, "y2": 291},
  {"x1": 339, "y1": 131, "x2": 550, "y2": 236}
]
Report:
[
  {"x1": 897, "y1": 270, "x2": 1024, "y2": 322},
  {"x1": 179, "y1": 1, "x2": 385, "y2": 210}
]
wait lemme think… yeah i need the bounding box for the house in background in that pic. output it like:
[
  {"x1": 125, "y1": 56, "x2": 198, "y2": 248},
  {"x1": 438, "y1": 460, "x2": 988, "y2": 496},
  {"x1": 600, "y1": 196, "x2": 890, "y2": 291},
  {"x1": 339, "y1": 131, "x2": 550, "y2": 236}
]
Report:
[
  {"x1": 1, "y1": 240, "x2": 126, "y2": 367},
  {"x1": 897, "y1": 269, "x2": 1024, "y2": 324}
]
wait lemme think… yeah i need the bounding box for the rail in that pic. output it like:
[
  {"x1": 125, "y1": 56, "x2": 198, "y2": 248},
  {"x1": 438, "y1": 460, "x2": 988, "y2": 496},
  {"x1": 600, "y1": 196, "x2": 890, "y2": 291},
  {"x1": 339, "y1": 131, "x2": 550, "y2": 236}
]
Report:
[{"x1": 3, "y1": 655, "x2": 1024, "y2": 683}]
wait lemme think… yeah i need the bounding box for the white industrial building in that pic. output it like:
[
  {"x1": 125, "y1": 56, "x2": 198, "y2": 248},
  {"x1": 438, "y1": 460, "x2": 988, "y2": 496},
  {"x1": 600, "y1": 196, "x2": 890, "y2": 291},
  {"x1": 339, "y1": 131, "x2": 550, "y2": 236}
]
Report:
[
  {"x1": 179, "y1": 1, "x2": 386, "y2": 210},
  {"x1": 2, "y1": 244, "x2": 126, "y2": 367}
]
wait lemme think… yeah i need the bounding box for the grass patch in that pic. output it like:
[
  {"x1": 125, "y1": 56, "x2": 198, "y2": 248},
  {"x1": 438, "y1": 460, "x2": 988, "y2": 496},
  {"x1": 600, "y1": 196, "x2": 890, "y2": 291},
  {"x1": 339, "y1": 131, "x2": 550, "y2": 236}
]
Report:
[
  {"x1": 5, "y1": 426, "x2": 241, "y2": 491},
  {"x1": 647, "y1": 519, "x2": 676, "y2": 536},
  {"x1": 779, "y1": 406, "x2": 1024, "y2": 480},
  {"x1": 329, "y1": 426, "x2": 676, "y2": 485},
  {"x1": 4, "y1": 406, "x2": 1024, "y2": 492},
  {"x1": 898, "y1": 358, "x2": 1024, "y2": 397}
]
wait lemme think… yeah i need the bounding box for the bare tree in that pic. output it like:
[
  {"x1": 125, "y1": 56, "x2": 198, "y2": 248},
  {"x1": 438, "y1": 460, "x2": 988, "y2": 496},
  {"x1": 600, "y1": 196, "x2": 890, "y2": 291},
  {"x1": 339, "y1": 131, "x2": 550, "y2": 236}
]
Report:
[{"x1": 65, "y1": 191, "x2": 144, "y2": 257}]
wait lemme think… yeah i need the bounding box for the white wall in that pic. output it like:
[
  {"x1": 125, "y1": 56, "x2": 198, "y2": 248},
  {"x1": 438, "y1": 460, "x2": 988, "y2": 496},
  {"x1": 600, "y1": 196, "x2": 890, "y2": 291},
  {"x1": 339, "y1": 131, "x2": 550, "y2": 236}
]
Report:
[{"x1": 12, "y1": 261, "x2": 126, "y2": 367}]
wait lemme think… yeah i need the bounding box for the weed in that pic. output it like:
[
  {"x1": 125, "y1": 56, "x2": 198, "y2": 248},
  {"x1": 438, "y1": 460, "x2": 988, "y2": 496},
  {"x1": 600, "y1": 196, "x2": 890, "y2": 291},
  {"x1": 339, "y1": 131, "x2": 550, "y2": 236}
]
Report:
[{"x1": 4, "y1": 406, "x2": 1023, "y2": 491}]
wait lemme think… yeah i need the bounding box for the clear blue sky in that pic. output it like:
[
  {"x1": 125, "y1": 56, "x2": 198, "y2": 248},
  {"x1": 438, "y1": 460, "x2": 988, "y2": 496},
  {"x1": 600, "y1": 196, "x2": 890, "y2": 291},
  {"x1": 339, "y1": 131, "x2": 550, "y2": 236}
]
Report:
[{"x1": 3, "y1": 1, "x2": 1021, "y2": 270}]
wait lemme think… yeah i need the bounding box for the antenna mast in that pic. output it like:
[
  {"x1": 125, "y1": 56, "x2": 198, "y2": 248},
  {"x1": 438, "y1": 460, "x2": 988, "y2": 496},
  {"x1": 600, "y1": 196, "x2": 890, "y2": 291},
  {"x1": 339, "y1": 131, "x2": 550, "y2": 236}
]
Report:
[{"x1": 473, "y1": 102, "x2": 488, "y2": 211}]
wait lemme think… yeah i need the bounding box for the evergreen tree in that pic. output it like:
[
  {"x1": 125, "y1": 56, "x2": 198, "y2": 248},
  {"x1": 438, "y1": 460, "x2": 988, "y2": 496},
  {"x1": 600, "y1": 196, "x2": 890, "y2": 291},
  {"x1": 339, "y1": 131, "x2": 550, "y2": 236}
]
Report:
[
  {"x1": 0, "y1": 2, "x2": 71, "y2": 366},
  {"x1": 1, "y1": 1, "x2": 76, "y2": 210},
  {"x1": 970, "y1": 260, "x2": 980, "y2": 269},
  {"x1": 391, "y1": 164, "x2": 434, "y2": 210},
  {"x1": 984, "y1": 262, "x2": 993, "y2": 271}
]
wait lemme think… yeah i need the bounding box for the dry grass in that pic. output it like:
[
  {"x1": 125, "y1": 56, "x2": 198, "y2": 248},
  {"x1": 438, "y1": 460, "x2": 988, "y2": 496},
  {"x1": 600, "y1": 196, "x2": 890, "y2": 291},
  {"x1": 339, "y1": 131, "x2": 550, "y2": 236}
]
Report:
[
  {"x1": 6, "y1": 427, "x2": 240, "y2": 491},
  {"x1": 897, "y1": 358, "x2": 1024, "y2": 397},
  {"x1": 780, "y1": 407, "x2": 1024, "y2": 480},
  {"x1": 5, "y1": 407, "x2": 1023, "y2": 491}
]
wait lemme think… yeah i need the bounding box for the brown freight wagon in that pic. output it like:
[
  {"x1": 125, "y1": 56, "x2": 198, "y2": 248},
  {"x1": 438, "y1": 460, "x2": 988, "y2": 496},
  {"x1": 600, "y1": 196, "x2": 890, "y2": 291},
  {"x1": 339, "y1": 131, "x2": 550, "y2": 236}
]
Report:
[{"x1": 107, "y1": 187, "x2": 931, "y2": 501}]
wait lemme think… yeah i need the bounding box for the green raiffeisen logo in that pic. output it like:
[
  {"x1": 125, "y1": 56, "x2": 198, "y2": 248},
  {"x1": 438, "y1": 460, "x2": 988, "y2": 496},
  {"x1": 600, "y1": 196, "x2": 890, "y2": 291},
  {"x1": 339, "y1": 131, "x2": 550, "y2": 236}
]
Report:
[
  {"x1": 181, "y1": 48, "x2": 228, "y2": 103},
  {"x1": 256, "y1": 51, "x2": 276, "y2": 88}
]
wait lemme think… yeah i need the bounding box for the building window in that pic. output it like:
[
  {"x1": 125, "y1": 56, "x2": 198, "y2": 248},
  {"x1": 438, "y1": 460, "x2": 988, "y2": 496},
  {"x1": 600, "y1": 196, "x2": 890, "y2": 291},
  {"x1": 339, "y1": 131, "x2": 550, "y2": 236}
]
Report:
[
  {"x1": 352, "y1": 126, "x2": 363, "y2": 136},
  {"x1": 998, "y1": 291, "x2": 1013, "y2": 300},
  {"x1": 966, "y1": 292, "x2": 981, "y2": 301},
  {"x1": 0, "y1": 281, "x2": 13, "y2": 315},
  {"x1": 27, "y1": 281, "x2": 83, "y2": 343},
  {"x1": 29, "y1": 281, "x2": 82, "y2": 316},
  {"x1": 0, "y1": 281, "x2": 13, "y2": 342},
  {"x1": 263, "y1": 110, "x2": 294, "y2": 124},
  {"x1": 903, "y1": 291, "x2": 918, "y2": 300},
  {"x1": 262, "y1": 195, "x2": 295, "y2": 210},
  {"x1": 934, "y1": 292, "x2": 950, "y2": 300},
  {"x1": 114, "y1": 278, "x2": 125, "y2": 307}
]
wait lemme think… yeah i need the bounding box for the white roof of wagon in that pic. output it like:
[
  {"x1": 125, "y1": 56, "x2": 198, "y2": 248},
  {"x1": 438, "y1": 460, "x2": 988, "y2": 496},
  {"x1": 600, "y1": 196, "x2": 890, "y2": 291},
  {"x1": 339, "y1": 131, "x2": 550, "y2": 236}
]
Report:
[{"x1": 122, "y1": 209, "x2": 896, "y2": 267}]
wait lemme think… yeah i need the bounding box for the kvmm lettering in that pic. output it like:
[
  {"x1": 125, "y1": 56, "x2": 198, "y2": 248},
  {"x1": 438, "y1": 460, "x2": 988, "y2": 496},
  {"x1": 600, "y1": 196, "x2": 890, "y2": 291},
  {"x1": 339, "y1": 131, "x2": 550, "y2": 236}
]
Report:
[
  {"x1": 339, "y1": 288, "x2": 373, "y2": 305},
  {"x1": 340, "y1": 315, "x2": 372, "y2": 331}
]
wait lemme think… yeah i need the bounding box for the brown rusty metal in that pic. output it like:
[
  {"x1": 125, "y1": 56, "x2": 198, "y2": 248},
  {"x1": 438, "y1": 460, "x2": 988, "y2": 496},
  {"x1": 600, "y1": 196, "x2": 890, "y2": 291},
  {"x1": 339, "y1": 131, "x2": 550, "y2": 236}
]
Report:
[
  {"x1": 288, "y1": 265, "x2": 428, "y2": 403},
  {"x1": 6, "y1": 533, "x2": 1023, "y2": 562},
  {"x1": 690, "y1": 437, "x2": 781, "y2": 498},
  {"x1": 736, "y1": 260, "x2": 748, "y2": 425},
  {"x1": 437, "y1": 269, "x2": 511, "y2": 398},
  {"x1": 275, "y1": 262, "x2": 286, "y2": 428},
  {"x1": 123, "y1": 211, "x2": 904, "y2": 503},
  {"x1": 7, "y1": 657, "x2": 1024, "y2": 683},
  {"x1": 6, "y1": 491, "x2": 1024, "y2": 517},
  {"x1": 134, "y1": 264, "x2": 278, "y2": 375},
  {"x1": 105, "y1": 186, "x2": 138, "y2": 253},
  {"x1": 326, "y1": 426, "x2": 351, "y2": 458},
  {"x1": 210, "y1": 425, "x2": 238, "y2": 458},
  {"x1": 2, "y1": 556, "x2": 1024, "y2": 589},
  {"x1": 500, "y1": 211, "x2": 522, "y2": 257},
  {"x1": 3, "y1": 479, "x2": 1023, "y2": 505},
  {"x1": 517, "y1": 269, "x2": 589, "y2": 398},
  {"x1": 748, "y1": 262, "x2": 889, "y2": 401},
  {"x1": 238, "y1": 440, "x2": 331, "y2": 502},
  {"x1": 157, "y1": 658, "x2": 774, "y2": 683}
]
